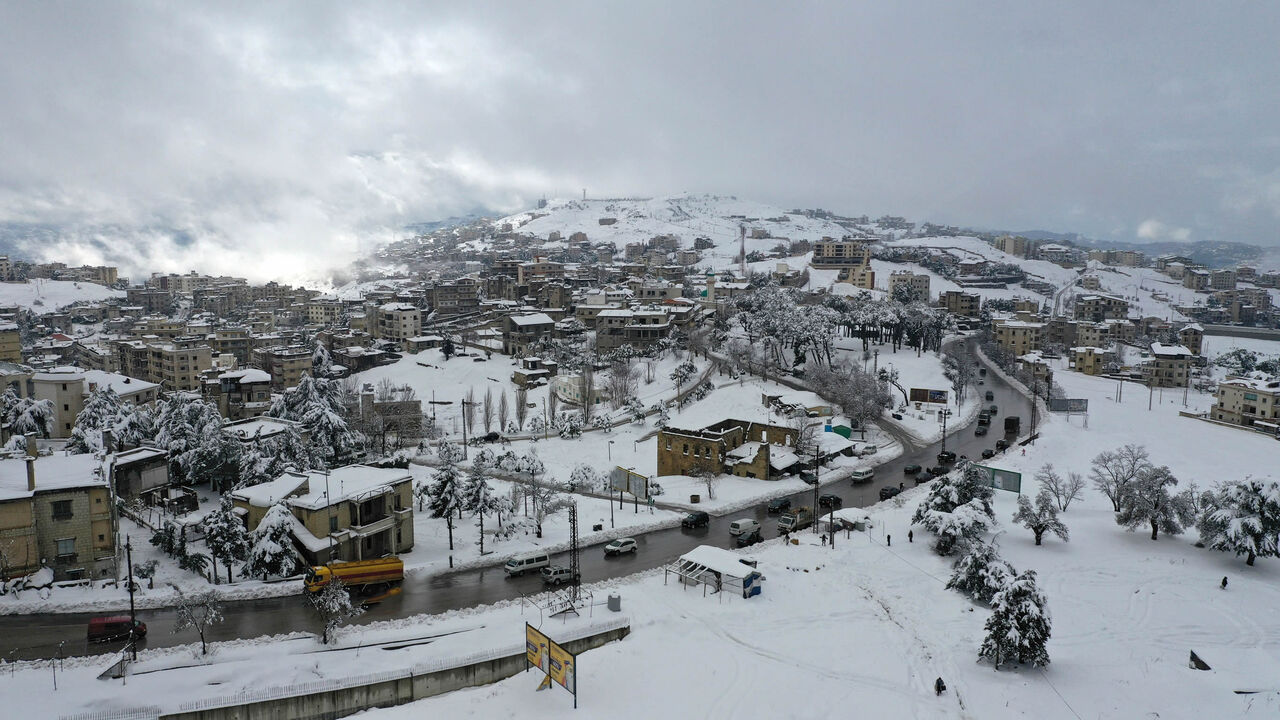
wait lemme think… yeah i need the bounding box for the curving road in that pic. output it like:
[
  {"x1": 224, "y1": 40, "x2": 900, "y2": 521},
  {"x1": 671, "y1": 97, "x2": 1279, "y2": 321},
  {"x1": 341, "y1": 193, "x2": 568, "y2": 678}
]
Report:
[{"x1": 1, "y1": 341, "x2": 1031, "y2": 662}]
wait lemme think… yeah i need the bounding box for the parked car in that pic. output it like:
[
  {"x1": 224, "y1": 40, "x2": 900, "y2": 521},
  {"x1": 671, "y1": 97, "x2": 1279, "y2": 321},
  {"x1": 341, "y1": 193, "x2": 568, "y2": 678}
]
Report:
[
  {"x1": 981, "y1": 448, "x2": 995, "y2": 459},
  {"x1": 979, "y1": 367, "x2": 987, "y2": 376},
  {"x1": 937, "y1": 450, "x2": 957, "y2": 464},
  {"x1": 928, "y1": 465, "x2": 949, "y2": 477},
  {"x1": 729, "y1": 518, "x2": 761, "y2": 537},
  {"x1": 989, "y1": 404, "x2": 998, "y2": 415},
  {"x1": 482, "y1": 431, "x2": 502, "y2": 443},
  {"x1": 735, "y1": 529, "x2": 763, "y2": 547},
  {"x1": 819, "y1": 493, "x2": 843, "y2": 509},
  {"x1": 914, "y1": 472, "x2": 932, "y2": 485},
  {"x1": 767, "y1": 497, "x2": 792, "y2": 514},
  {"x1": 891, "y1": 413, "x2": 904, "y2": 420},
  {"x1": 603, "y1": 538, "x2": 637, "y2": 556},
  {"x1": 903, "y1": 464, "x2": 921, "y2": 475},
  {"x1": 800, "y1": 471, "x2": 818, "y2": 485},
  {"x1": 977, "y1": 379, "x2": 985, "y2": 385},
  {"x1": 541, "y1": 566, "x2": 580, "y2": 586},
  {"x1": 995, "y1": 439, "x2": 1010, "y2": 451},
  {"x1": 878, "y1": 486, "x2": 901, "y2": 501},
  {"x1": 975, "y1": 425, "x2": 988, "y2": 436},
  {"x1": 860, "y1": 444, "x2": 879, "y2": 456},
  {"x1": 985, "y1": 391, "x2": 994, "y2": 401},
  {"x1": 682, "y1": 511, "x2": 710, "y2": 528}
]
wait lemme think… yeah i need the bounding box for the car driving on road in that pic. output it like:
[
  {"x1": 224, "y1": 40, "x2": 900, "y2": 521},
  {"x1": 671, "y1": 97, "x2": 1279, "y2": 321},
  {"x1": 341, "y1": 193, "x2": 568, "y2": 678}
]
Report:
[
  {"x1": 903, "y1": 464, "x2": 921, "y2": 475},
  {"x1": 767, "y1": 497, "x2": 792, "y2": 514},
  {"x1": 819, "y1": 493, "x2": 843, "y2": 509},
  {"x1": 603, "y1": 538, "x2": 637, "y2": 556},
  {"x1": 681, "y1": 511, "x2": 710, "y2": 528},
  {"x1": 878, "y1": 486, "x2": 901, "y2": 501}
]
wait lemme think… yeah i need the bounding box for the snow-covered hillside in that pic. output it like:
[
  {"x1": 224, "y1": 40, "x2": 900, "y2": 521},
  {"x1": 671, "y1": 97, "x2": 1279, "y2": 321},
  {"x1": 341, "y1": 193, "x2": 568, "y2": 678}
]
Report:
[
  {"x1": 0, "y1": 279, "x2": 122, "y2": 311},
  {"x1": 481, "y1": 193, "x2": 861, "y2": 268}
]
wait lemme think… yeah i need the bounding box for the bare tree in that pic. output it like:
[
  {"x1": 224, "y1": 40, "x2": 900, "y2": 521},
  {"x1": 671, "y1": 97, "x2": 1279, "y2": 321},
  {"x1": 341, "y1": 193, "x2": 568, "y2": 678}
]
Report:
[
  {"x1": 580, "y1": 362, "x2": 596, "y2": 423},
  {"x1": 607, "y1": 357, "x2": 639, "y2": 410},
  {"x1": 308, "y1": 577, "x2": 363, "y2": 644},
  {"x1": 1037, "y1": 464, "x2": 1085, "y2": 512},
  {"x1": 375, "y1": 378, "x2": 397, "y2": 402},
  {"x1": 547, "y1": 389, "x2": 559, "y2": 430},
  {"x1": 482, "y1": 387, "x2": 494, "y2": 433},
  {"x1": 688, "y1": 461, "x2": 720, "y2": 500},
  {"x1": 644, "y1": 358, "x2": 656, "y2": 384},
  {"x1": 463, "y1": 387, "x2": 477, "y2": 435},
  {"x1": 514, "y1": 387, "x2": 528, "y2": 431},
  {"x1": 170, "y1": 585, "x2": 223, "y2": 655},
  {"x1": 1090, "y1": 444, "x2": 1150, "y2": 512},
  {"x1": 498, "y1": 390, "x2": 510, "y2": 432},
  {"x1": 790, "y1": 414, "x2": 817, "y2": 460}
]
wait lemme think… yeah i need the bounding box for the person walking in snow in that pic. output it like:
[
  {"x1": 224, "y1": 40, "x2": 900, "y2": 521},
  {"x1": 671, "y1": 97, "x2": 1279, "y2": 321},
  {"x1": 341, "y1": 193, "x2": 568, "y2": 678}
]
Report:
[
  {"x1": 908, "y1": 529, "x2": 913, "y2": 543},
  {"x1": 935, "y1": 677, "x2": 946, "y2": 695},
  {"x1": 1221, "y1": 576, "x2": 1228, "y2": 590},
  {"x1": 887, "y1": 534, "x2": 891, "y2": 547}
]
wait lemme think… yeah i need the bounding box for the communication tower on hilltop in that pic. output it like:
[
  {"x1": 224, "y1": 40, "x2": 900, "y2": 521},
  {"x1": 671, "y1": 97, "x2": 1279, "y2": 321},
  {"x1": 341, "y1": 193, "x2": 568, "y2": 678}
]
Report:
[{"x1": 738, "y1": 223, "x2": 747, "y2": 276}]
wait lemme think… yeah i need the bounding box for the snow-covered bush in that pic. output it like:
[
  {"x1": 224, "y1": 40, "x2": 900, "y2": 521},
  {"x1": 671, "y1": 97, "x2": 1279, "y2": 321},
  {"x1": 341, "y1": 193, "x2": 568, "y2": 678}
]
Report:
[
  {"x1": 946, "y1": 542, "x2": 1014, "y2": 604},
  {"x1": 978, "y1": 570, "x2": 1052, "y2": 669},
  {"x1": 1197, "y1": 478, "x2": 1280, "y2": 566}
]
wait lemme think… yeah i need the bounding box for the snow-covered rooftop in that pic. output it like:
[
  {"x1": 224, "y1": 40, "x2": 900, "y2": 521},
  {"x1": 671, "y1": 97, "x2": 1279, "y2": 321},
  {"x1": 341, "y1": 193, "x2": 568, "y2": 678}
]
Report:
[
  {"x1": 230, "y1": 472, "x2": 309, "y2": 508},
  {"x1": 223, "y1": 417, "x2": 302, "y2": 441},
  {"x1": 0, "y1": 453, "x2": 106, "y2": 501},
  {"x1": 509, "y1": 313, "x2": 554, "y2": 326},
  {"x1": 678, "y1": 545, "x2": 761, "y2": 578},
  {"x1": 219, "y1": 368, "x2": 271, "y2": 384},
  {"x1": 1150, "y1": 342, "x2": 1193, "y2": 357},
  {"x1": 285, "y1": 465, "x2": 411, "y2": 511}
]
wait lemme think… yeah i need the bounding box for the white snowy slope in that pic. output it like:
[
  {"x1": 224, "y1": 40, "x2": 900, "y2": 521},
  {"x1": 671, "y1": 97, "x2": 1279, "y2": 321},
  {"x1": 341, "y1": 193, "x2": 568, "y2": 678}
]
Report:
[{"x1": 0, "y1": 279, "x2": 123, "y2": 311}]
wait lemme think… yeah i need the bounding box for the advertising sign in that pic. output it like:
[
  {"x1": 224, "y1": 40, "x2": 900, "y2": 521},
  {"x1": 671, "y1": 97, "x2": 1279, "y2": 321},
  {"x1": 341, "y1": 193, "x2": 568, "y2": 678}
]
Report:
[
  {"x1": 548, "y1": 641, "x2": 577, "y2": 694},
  {"x1": 909, "y1": 388, "x2": 949, "y2": 404},
  {"x1": 1048, "y1": 398, "x2": 1088, "y2": 413},
  {"x1": 526, "y1": 623, "x2": 550, "y2": 673},
  {"x1": 974, "y1": 464, "x2": 1022, "y2": 493},
  {"x1": 610, "y1": 466, "x2": 649, "y2": 500},
  {"x1": 526, "y1": 623, "x2": 578, "y2": 707}
]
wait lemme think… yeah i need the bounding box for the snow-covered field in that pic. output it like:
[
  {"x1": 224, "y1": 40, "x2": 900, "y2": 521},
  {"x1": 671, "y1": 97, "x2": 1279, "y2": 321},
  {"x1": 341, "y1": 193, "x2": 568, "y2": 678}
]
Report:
[{"x1": 0, "y1": 278, "x2": 122, "y2": 311}]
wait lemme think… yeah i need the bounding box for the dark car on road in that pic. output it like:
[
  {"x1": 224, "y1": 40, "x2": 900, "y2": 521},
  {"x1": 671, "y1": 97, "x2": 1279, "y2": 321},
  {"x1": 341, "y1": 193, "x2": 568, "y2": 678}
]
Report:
[
  {"x1": 995, "y1": 439, "x2": 1010, "y2": 451},
  {"x1": 975, "y1": 425, "x2": 988, "y2": 436},
  {"x1": 879, "y1": 486, "x2": 902, "y2": 501},
  {"x1": 800, "y1": 471, "x2": 818, "y2": 485},
  {"x1": 735, "y1": 529, "x2": 763, "y2": 547},
  {"x1": 928, "y1": 465, "x2": 949, "y2": 477},
  {"x1": 985, "y1": 391, "x2": 994, "y2": 401},
  {"x1": 981, "y1": 448, "x2": 995, "y2": 459},
  {"x1": 914, "y1": 472, "x2": 932, "y2": 485},
  {"x1": 767, "y1": 497, "x2": 792, "y2": 514},
  {"x1": 937, "y1": 450, "x2": 957, "y2": 464},
  {"x1": 681, "y1": 511, "x2": 710, "y2": 528},
  {"x1": 989, "y1": 404, "x2": 998, "y2": 415},
  {"x1": 903, "y1": 464, "x2": 921, "y2": 475},
  {"x1": 819, "y1": 493, "x2": 843, "y2": 509}
]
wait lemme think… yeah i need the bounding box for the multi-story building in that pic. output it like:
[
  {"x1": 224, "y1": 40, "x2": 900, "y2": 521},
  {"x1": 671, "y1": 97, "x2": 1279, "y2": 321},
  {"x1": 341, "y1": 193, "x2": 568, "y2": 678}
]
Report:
[
  {"x1": 517, "y1": 258, "x2": 565, "y2": 285},
  {"x1": 595, "y1": 307, "x2": 673, "y2": 353},
  {"x1": 231, "y1": 465, "x2": 414, "y2": 566},
  {"x1": 0, "y1": 450, "x2": 116, "y2": 581},
  {"x1": 1070, "y1": 346, "x2": 1112, "y2": 375},
  {"x1": 1143, "y1": 343, "x2": 1192, "y2": 388},
  {"x1": 1210, "y1": 269, "x2": 1237, "y2": 291},
  {"x1": 251, "y1": 345, "x2": 312, "y2": 390},
  {"x1": 375, "y1": 303, "x2": 422, "y2": 343},
  {"x1": 1074, "y1": 294, "x2": 1130, "y2": 322},
  {"x1": 1177, "y1": 324, "x2": 1204, "y2": 356},
  {"x1": 503, "y1": 313, "x2": 555, "y2": 356},
  {"x1": 1087, "y1": 249, "x2": 1146, "y2": 267},
  {"x1": 657, "y1": 419, "x2": 801, "y2": 480},
  {"x1": 1183, "y1": 269, "x2": 1210, "y2": 291},
  {"x1": 811, "y1": 238, "x2": 872, "y2": 268},
  {"x1": 306, "y1": 298, "x2": 345, "y2": 325},
  {"x1": 32, "y1": 368, "x2": 160, "y2": 438},
  {"x1": 991, "y1": 318, "x2": 1045, "y2": 356},
  {"x1": 1210, "y1": 375, "x2": 1280, "y2": 428},
  {"x1": 887, "y1": 271, "x2": 930, "y2": 301},
  {"x1": 425, "y1": 278, "x2": 480, "y2": 317},
  {"x1": 203, "y1": 368, "x2": 273, "y2": 420},
  {"x1": 1080, "y1": 275, "x2": 1102, "y2": 291},
  {"x1": 994, "y1": 235, "x2": 1030, "y2": 258},
  {"x1": 0, "y1": 322, "x2": 19, "y2": 364},
  {"x1": 124, "y1": 288, "x2": 173, "y2": 315},
  {"x1": 939, "y1": 291, "x2": 981, "y2": 318},
  {"x1": 841, "y1": 264, "x2": 876, "y2": 290}
]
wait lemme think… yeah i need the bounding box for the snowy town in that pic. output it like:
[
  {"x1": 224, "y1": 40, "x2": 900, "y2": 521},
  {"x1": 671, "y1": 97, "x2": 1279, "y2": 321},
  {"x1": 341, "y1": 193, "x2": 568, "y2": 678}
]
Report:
[{"x1": 4, "y1": 5, "x2": 1280, "y2": 720}]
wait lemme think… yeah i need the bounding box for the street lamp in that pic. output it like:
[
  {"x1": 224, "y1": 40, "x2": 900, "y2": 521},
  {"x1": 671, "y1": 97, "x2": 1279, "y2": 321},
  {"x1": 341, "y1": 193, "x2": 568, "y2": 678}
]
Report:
[
  {"x1": 608, "y1": 440, "x2": 614, "y2": 461},
  {"x1": 460, "y1": 397, "x2": 478, "y2": 459}
]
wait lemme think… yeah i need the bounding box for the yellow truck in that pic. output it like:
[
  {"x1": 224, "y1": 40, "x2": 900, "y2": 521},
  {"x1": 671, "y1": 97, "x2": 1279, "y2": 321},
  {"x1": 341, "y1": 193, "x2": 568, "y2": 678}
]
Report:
[{"x1": 304, "y1": 557, "x2": 404, "y2": 594}]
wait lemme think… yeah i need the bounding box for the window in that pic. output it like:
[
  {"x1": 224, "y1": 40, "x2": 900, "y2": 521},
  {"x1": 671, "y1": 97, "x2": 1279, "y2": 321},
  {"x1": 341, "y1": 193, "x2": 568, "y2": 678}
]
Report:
[
  {"x1": 329, "y1": 516, "x2": 339, "y2": 533},
  {"x1": 63, "y1": 404, "x2": 69, "y2": 411},
  {"x1": 682, "y1": 444, "x2": 688, "y2": 455},
  {"x1": 56, "y1": 537, "x2": 75, "y2": 557},
  {"x1": 51, "y1": 500, "x2": 73, "y2": 520}
]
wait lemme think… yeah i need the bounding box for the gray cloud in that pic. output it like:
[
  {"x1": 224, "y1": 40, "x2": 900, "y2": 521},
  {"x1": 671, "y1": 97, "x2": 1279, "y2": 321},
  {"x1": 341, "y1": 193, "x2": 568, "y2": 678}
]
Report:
[{"x1": 1, "y1": 1, "x2": 1278, "y2": 282}]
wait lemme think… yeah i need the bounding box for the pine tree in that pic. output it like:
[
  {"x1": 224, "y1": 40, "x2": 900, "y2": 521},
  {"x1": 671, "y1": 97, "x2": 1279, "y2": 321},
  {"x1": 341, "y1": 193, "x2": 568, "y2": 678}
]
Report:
[
  {"x1": 918, "y1": 499, "x2": 991, "y2": 556},
  {"x1": 309, "y1": 578, "x2": 363, "y2": 644},
  {"x1": 979, "y1": 570, "x2": 1052, "y2": 669},
  {"x1": 1116, "y1": 465, "x2": 1195, "y2": 540},
  {"x1": 1012, "y1": 490, "x2": 1070, "y2": 546},
  {"x1": 568, "y1": 464, "x2": 598, "y2": 493},
  {"x1": 155, "y1": 395, "x2": 236, "y2": 488},
  {"x1": 1199, "y1": 478, "x2": 1280, "y2": 566},
  {"x1": 113, "y1": 404, "x2": 156, "y2": 448},
  {"x1": 3, "y1": 389, "x2": 55, "y2": 439},
  {"x1": 912, "y1": 462, "x2": 995, "y2": 524},
  {"x1": 267, "y1": 375, "x2": 363, "y2": 467},
  {"x1": 947, "y1": 542, "x2": 1015, "y2": 604},
  {"x1": 430, "y1": 465, "x2": 466, "y2": 551},
  {"x1": 203, "y1": 497, "x2": 250, "y2": 583},
  {"x1": 67, "y1": 387, "x2": 127, "y2": 453},
  {"x1": 312, "y1": 343, "x2": 333, "y2": 377},
  {"x1": 243, "y1": 504, "x2": 303, "y2": 580},
  {"x1": 237, "y1": 425, "x2": 315, "y2": 488},
  {"x1": 464, "y1": 467, "x2": 499, "y2": 554}
]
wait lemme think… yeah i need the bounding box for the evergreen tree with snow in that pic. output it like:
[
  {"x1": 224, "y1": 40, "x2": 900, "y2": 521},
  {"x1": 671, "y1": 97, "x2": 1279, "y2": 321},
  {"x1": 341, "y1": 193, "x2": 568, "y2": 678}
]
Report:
[
  {"x1": 464, "y1": 466, "x2": 499, "y2": 554},
  {"x1": 568, "y1": 464, "x2": 598, "y2": 493},
  {"x1": 237, "y1": 425, "x2": 315, "y2": 488},
  {"x1": 918, "y1": 499, "x2": 992, "y2": 556},
  {"x1": 430, "y1": 463, "x2": 467, "y2": 551},
  {"x1": 203, "y1": 497, "x2": 250, "y2": 583},
  {"x1": 2, "y1": 388, "x2": 55, "y2": 439},
  {"x1": 947, "y1": 542, "x2": 1015, "y2": 604},
  {"x1": 912, "y1": 462, "x2": 995, "y2": 524},
  {"x1": 979, "y1": 570, "x2": 1052, "y2": 669},
  {"x1": 1116, "y1": 464, "x2": 1196, "y2": 541},
  {"x1": 66, "y1": 387, "x2": 126, "y2": 453},
  {"x1": 1199, "y1": 478, "x2": 1280, "y2": 566},
  {"x1": 651, "y1": 403, "x2": 670, "y2": 429},
  {"x1": 626, "y1": 397, "x2": 646, "y2": 424},
  {"x1": 267, "y1": 375, "x2": 363, "y2": 468},
  {"x1": 155, "y1": 394, "x2": 239, "y2": 489},
  {"x1": 309, "y1": 577, "x2": 363, "y2": 644},
  {"x1": 242, "y1": 504, "x2": 303, "y2": 580},
  {"x1": 312, "y1": 343, "x2": 333, "y2": 377},
  {"x1": 1012, "y1": 490, "x2": 1070, "y2": 546},
  {"x1": 113, "y1": 404, "x2": 156, "y2": 448}
]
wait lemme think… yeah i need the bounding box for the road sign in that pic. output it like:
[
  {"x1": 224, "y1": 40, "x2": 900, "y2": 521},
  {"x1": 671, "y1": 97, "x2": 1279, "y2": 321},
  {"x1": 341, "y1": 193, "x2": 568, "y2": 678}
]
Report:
[
  {"x1": 1048, "y1": 398, "x2": 1088, "y2": 413},
  {"x1": 974, "y1": 463, "x2": 1022, "y2": 493}
]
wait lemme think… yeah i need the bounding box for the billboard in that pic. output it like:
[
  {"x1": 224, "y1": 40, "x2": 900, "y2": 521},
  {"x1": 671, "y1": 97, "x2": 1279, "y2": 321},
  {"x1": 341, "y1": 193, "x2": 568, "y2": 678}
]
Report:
[
  {"x1": 610, "y1": 466, "x2": 649, "y2": 500},
  {"x1": 909, "y1": 388, "x2": 949, "y2": 404},
  {"x1": 526, "y1": 623, "x2": 577, "y2": 705},
  {"x1": 974, "y1": 464, "x2": 1022, "y2": 493},
  {"x1": 1048, "y1": 398, "x2": 1088, "y2": 413},
  {"x1": 526, "y1": 623, "x2": 550, "y2": 673},
  {"x1": 549, "y1": 640, "x2": 577, "y2": 694}
]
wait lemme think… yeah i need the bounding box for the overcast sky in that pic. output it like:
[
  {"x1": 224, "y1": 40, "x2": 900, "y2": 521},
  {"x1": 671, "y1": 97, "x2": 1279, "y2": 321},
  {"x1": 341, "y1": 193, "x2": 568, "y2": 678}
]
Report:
[{"x1": 1, "y1": 2, "x2": 1278, "y2": 282}]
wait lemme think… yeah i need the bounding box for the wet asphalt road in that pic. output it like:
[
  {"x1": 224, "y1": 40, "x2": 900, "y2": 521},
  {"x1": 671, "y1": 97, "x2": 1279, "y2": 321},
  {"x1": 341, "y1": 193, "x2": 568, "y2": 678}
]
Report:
[{"x1": 1, "y1": 341, "x2": 1032, "y2": 661}]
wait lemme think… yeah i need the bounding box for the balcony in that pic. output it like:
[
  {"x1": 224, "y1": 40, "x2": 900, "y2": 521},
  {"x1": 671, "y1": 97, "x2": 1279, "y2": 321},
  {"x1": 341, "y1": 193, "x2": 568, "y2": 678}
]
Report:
[{"x1": 348, "y1": 514, "x2": 394, "y2": 537}]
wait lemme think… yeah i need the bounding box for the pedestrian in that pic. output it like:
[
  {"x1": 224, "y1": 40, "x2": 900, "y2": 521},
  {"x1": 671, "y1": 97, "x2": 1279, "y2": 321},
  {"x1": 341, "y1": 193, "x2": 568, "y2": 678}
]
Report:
[
  {"x1": 821, "y1": 533, "x2": 827, "y2": 546},
  {"x1": 908, "y1": 529, "x2": 913, "y2": 543},
  {"x1": 887, "y1": 534, "x2": 891, "y2": 547},
  {"x1": 934, "y1": 677, "x2": 946, "y2": 696},
  {"x1": 899, "y1": 482, "x2": 904, "y2": 490},
  {"x1": 1021, "y1": 448, "x2": 1026, "y2": 456},
  {"x1": 1221, "y1": 576, "x2": 1228, "y2": 590}
]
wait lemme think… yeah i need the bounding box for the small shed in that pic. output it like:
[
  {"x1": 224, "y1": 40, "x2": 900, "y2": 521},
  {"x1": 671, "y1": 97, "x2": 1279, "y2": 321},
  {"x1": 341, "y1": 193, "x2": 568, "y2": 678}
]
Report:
[{"x1": 666, "y1": 545, "x2": 765, "y2": 599}]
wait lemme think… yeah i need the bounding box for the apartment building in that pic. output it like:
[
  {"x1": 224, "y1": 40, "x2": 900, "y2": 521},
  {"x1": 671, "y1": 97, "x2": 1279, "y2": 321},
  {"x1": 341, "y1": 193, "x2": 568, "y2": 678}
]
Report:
[
  {"x1": 517, "y1": 258, "x2": 566, "y2": 285},
  {"x1": 375, "y1": 303, "x2": 422, "y2": 343},
  {"x1": 231, "y1": 465, "x2": 414, "y2": 566},
  {"x1": 994, "y1": 235, "x2": 1030, "y2": 258},
  {"x1": 125, "y1": 288, "x2": 173, "y2": 314},
  {"x1": 0, "y1": 451, "x2": 116, "y2": 581},
  {"x1": 1183, "y1": 269, "x2": 1210, "y2": 291},
  {"x1": 502, "y1": 313, "x2": 555, "y2": 356},
  {"x1": 251, "y1": 345, "x2": 312, "y2": 391},
  {"x1": 991, "y1": 318, "x2": 1045, "y2": 356},
  {"x1": 32, "y1": 367, "x2": 160, "y2": 438},
  {"x1": 811, "y1": 237, "x2": 872, "y2": 268},
  {"x1": 887, "y1": 271, "x2": 930, "y2": 301},
  {"x1": 939, "y1": 291, "x2": 981, "y2": 318},
  {"x1": 0, "y1": 323, "x2": 19, "y2": 364},
  {"x1": 1178, "y1": 324, "x2": 1204, "y2": 356},
  {"x1": 1143, "y1": 343, "x2": 1192, "y2": 388},
  {"x1": 203, "y1": 368, "x2": 273, "y2": 420},
  {"x1": 425, "y1": 278, "x2": 480, "y2": 316},
  {"x1": 1210, "y1": 269, "x2": 1237, "y2": 291},
  {"x1": 1073, "y1": 294, "x2": 1130, "y2": 322},
  {"x1": 1210, "y1": 375, "x2": 1280, "y2": 428},
  {"x1": 657, "y1": 419, "x2": 800, "y2": 480},
  {"x1": 306, "y1": 299, "x2": 345, "y2": 325},
  {"x1": 1070, "y1": 346, "x2": 1112, "y2": 376}
]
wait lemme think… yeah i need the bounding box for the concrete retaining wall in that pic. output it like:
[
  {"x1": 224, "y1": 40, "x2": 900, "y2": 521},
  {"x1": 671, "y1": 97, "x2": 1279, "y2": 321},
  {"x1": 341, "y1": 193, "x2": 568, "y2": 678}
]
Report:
[{"x1": 158, "y1": 624, "x2": 629, "y2": 720}]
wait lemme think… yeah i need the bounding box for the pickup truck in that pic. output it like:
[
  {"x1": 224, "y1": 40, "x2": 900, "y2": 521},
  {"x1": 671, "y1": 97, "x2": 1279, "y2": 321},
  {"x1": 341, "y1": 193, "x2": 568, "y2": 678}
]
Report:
[{"x1": 778, "y1": 506, "x2": 814, "y2": 534}]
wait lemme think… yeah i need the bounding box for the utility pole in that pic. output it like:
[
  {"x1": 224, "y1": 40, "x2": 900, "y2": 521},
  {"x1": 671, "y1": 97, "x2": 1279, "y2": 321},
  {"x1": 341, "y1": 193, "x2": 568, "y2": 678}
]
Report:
[
  {"x1": 324, "y1": 469, "x2": 334, "y2": 562},
  {"x1": 812, "y1": 444, "x2": 820, "y2": 535},
  {"x1": 126, "y1": 536, "x2": 137, "y2": 661},
  {"x1": 939, "y1": 408, "x2": 949, "y2": 455},
  {"x1": 460, "y1": 397, "x2": 477, "y2": 459}
]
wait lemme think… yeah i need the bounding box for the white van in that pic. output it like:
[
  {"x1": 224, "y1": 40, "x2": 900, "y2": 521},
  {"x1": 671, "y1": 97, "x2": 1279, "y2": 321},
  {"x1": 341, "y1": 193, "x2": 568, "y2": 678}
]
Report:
[
  {"x1": 728, "y1": 518, "x2": 761, "y2": 537},
  {"x1": 850, "y1": 467, "x2": 875, "y2": 483},
  {"x1": 504, "y1": 552, "x2": 550, "y2": 576}
]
